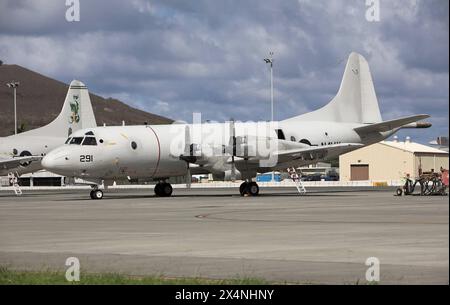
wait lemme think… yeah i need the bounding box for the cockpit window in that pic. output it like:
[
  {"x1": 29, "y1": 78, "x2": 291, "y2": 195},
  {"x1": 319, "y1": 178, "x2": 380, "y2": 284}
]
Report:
[
  {"x1": 65, "y1": 137, "x2": 72, "y2": 144},
  {"x1": 85, "y1": 131, "x2": 94, "y2": 136},
  {"x1": 69, "y1": 137, "x2": 84, "y2": 145},
  {"x1": 82, "y1": 137, "x2": 97, "y2": 146}
]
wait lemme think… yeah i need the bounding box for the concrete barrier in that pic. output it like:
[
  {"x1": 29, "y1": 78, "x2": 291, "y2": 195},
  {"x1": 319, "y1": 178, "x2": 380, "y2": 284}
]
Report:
[{"x1": 0, "y1": 179, "x2": 404, "y2": 192}]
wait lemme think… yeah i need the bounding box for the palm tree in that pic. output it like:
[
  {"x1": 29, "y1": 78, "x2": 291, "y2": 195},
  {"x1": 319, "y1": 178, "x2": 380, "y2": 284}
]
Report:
[{"x1": 17, "y1": 122, "x2": 27, "y2": 134}]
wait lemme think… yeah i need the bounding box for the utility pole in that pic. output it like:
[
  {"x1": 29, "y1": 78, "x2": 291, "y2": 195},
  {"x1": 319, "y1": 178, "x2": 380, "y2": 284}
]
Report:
[{"x1": 6, "y1": 81, "x2": 20, "y2": 135}]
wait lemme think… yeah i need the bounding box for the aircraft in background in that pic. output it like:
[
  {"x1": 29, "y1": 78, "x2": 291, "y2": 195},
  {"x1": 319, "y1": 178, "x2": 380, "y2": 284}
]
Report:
[
  {"x1": 0, "y1": 80, "x2": 97, "y2": 177},
  {"x1": 42, "y1": 52, "x2": 431, "y2": 200}
]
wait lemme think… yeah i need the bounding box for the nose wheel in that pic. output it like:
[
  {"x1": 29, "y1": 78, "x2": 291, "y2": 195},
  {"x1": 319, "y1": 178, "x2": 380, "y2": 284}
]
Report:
[
  {"x1": 90, "y1": 189, "x2": 103, "y2": 200},
  {"x1": 154, "y1": 182, "x2": 173, "y2": 197},
  {"x1": 239, "y1": 181, "x2": 259, "y2": 196}
]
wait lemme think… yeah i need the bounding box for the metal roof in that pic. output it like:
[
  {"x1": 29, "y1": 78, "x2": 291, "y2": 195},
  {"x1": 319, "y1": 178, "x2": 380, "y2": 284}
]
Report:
[{"x1": 381, "y1": 141, "x2": 449, "y2": 154}]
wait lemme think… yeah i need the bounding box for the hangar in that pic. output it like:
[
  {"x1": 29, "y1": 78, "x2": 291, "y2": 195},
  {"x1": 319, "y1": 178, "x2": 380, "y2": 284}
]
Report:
[{"x1": 339, "y1": 137, "x2": 449, "y2": 182}]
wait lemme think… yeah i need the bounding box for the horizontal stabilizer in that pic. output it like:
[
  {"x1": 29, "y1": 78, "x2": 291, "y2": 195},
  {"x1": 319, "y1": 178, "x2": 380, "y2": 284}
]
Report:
[
  {"x1": 0, "y1": 156, "x2": 42, "y2": 171},
  {"x1": 354, "y1": 114, "x2": 430, "y2": 134}
]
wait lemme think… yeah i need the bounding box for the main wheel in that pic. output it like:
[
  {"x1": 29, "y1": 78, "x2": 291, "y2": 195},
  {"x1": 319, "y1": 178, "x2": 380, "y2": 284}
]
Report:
[
  {"x1": 155, "y1": 183, "x2": 173, "y2": 197},
  {"x1": 161, "y1": 183, "x2": 173, "y2": 197},
  {"x1": 239, "y1": 182, "x2": 249, "y2": 196},
  {"x1": 154, "y1": 183, "x2": 162, "y2": 196},
  {"x1": 239, "y1": 182, "x2": 260, "y2": 196},
  {"x1": 248, "y1": 182, "x2": 259, "y2": 196}
]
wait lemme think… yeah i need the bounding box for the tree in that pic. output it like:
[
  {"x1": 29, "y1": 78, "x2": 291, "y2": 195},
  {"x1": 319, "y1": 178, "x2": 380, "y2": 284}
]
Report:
[{"x1": 16, "y1": 122, "x2": 27, "y2": 134}]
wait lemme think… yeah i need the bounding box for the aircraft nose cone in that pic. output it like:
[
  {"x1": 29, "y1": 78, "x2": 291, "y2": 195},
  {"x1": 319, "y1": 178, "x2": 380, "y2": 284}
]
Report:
[
  {"x1": 41, "y1": 154, "x2": 56, "y2": 170},
  {"x1": 42, "y1": 150, "x2": 68, "y2": 174}
]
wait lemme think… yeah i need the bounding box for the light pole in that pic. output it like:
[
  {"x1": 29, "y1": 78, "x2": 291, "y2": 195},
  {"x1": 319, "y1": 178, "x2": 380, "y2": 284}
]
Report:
[
  {"x1": 264, "y1": 52, "x2": 274, "y2": 122},
  {"x1": 6, "y1": 81, "x2": 20, "y2": 135},
  {"x1": 264, "y1": 52, "x2": 275, "y2": 181}
]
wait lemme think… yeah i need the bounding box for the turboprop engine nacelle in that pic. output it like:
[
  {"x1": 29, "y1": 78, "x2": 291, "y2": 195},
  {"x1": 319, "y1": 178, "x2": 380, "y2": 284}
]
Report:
[{"x1": 223, "y1": 169, "x2": 242, "y2": 181}]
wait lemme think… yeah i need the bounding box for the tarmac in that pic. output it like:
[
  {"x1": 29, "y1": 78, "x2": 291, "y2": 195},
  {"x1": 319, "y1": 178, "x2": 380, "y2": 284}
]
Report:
[{"x1": 0, "y1": 187, "x2": 448, "y2": 284}]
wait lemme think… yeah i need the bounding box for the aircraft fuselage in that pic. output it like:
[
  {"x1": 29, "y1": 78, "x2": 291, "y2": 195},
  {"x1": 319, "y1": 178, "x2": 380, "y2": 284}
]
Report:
[{"x1": 42, "y1": 120, "x2": 393, "y2": 181}]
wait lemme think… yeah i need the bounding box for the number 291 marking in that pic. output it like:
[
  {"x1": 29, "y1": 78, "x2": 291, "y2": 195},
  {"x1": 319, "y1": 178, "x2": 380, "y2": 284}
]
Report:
[{"x1": 80, "y1": 155, "x2": 93, "y2": 162}]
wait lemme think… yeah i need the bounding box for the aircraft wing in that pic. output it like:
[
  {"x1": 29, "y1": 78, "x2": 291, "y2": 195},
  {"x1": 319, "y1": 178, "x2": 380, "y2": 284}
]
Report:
[
  {"x1": 354, "y1": 114, "x2": 430, "y2": 134},
  {"x1": 273, "y1": 143, "x2": 363, "y2": 164},
  {"x1": 0, "y1": 156, "x2": 43, "y2": 171}
]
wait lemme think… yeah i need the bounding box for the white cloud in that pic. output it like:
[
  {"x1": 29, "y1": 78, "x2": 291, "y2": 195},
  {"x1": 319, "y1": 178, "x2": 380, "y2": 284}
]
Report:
[{"x1": 0, "y1": 0, "x2": 447, "y2": 142}]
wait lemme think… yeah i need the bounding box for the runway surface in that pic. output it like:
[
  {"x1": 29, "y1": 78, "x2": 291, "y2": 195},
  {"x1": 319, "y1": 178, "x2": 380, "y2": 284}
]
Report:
[{"x1": 0, "y1": 187, "x2": 448, "y2": 284}]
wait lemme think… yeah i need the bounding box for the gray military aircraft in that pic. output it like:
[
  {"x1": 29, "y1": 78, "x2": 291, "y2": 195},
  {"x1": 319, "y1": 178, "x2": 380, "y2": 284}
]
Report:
[
  {"x1": 0, "y1": 80, "x2": 97, "y2": 177},
  {"x1": 41, "y1": 53, "x2": 431, "y2": 199}
]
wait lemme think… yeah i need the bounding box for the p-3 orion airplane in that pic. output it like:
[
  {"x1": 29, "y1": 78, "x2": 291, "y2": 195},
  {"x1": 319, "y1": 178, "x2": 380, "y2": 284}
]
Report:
[{"x1": 41, "y1": 53, "x2": 431, "y2": 199}]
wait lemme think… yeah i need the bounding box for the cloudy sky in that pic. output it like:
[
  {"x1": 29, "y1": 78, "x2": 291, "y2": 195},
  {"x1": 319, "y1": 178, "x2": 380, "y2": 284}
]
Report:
[{"x1": 0, "y1": 0, "x2": 448, "y2": 143}]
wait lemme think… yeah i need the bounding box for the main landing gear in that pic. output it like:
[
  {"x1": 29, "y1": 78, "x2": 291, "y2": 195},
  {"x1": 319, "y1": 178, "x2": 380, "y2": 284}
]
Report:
[
  {"x1": 90, "y1": 188, "x2": 103, "y2": 200},
  {"x1": 154, "y1": 182, "x2": 173, "y2": 197},
  {"x1": 239, "y1": 181, "x2": 259, "y2": 196}
]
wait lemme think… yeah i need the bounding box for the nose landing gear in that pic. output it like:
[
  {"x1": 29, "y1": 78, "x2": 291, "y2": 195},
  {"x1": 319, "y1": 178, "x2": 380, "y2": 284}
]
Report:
[
  {"x1": 154, "y1": 182, "x2": 173, "y2": 197},
  {"x1": 90, "y1": 189, "x2": 103, "y2": 200},
  {"x1": 239, "y1": 181, "x2": 259, "y2": 196}
]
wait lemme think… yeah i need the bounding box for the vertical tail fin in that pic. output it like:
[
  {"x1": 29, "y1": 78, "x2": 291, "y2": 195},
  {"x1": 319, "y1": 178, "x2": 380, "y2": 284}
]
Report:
[
  {"x1": 25, "y1": 80, "x2": 97, "y2": 137},
  {"x1": 287, "y1": 52, "x2": 382, "y2": 123}
]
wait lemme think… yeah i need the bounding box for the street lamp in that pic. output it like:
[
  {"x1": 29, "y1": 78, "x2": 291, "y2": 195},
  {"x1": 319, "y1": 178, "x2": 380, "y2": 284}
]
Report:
[
  {"x1": 264, "y1": 52, "x2": 275, "y2": 182},
  {"x1": 6, "y1": 81, "x2": 20, "y2": 135},
  {"x1": 264, "y1": 52, "x2": 274, "y2": 123}
]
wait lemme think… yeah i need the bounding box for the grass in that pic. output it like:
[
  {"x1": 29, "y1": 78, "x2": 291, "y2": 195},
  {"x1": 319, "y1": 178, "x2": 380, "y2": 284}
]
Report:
[{"x1": 0, "y1": 267, "x2": 270, "y2": 285}]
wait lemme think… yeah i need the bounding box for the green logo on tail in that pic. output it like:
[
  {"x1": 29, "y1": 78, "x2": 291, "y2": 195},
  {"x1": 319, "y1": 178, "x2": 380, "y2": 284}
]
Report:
[{"x1": 69, "y1": 95, "x2": 80, "y2": 124}]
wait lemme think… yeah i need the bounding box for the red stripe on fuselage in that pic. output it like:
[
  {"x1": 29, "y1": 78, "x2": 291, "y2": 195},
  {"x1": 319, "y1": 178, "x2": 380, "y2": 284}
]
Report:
[{"x1": 146, "y1": 126, "x2": 161, "y2": 178}]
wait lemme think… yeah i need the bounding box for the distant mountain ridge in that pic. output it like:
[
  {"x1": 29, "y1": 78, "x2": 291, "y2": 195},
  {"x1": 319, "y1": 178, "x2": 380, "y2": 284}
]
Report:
[{"x1": 0, "y1": 63, "x2": 173, "y2": 137}]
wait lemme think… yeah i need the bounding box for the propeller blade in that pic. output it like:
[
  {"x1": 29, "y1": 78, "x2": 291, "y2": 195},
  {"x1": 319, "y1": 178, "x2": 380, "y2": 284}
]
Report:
[
  {"x1": 230, "y1": 157, "x2": 236, "y2": 182},
  {"x1": 184, "y1": 125, "x2": 191, "y2": 156},
  {"x1": 229, "y1": 119, "x2": 236, "y2": 181}
]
